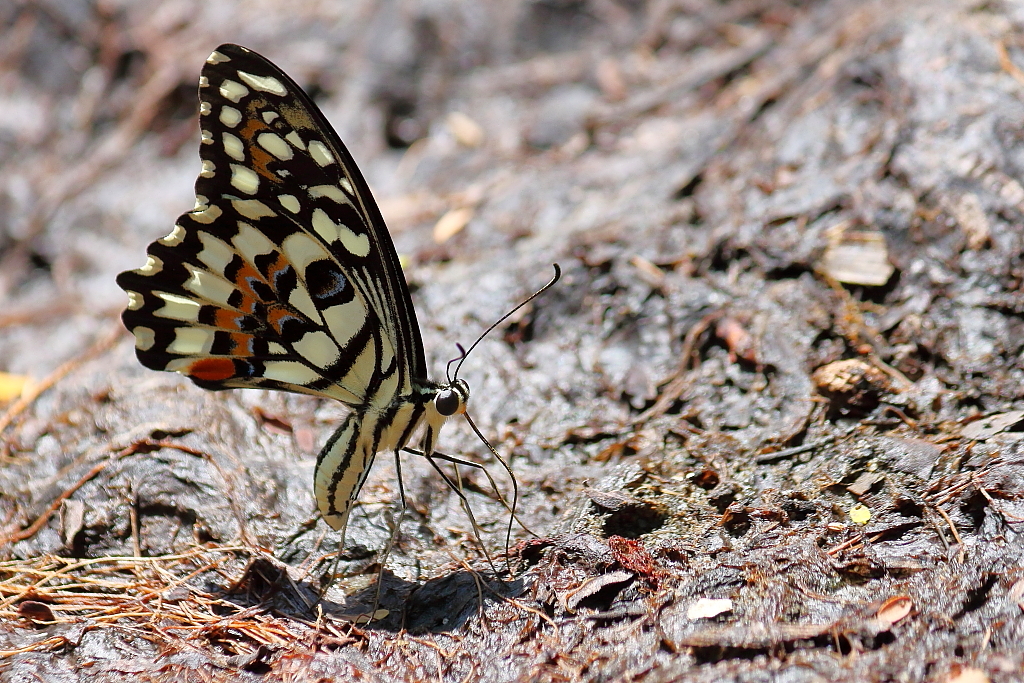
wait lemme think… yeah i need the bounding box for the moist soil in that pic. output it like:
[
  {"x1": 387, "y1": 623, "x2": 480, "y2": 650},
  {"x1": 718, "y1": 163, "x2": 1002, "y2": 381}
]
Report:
[{"x1": 2, "y1": 1, "x2": 1024, "y2": 681}]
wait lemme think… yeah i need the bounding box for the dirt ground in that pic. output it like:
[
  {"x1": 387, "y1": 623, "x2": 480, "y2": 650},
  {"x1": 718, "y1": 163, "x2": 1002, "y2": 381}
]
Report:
[{"x1": 2, "y1": 0, "x2": 1024, "y2": 680}]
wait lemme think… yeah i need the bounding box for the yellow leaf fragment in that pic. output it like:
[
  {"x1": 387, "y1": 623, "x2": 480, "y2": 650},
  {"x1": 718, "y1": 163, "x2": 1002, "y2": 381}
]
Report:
[
  {"x1": 0, "y1": 372, "x2": 32, "y2": 402},
  {"x1": 849, "y1": 503, "x2": 871, "y2": 525}
]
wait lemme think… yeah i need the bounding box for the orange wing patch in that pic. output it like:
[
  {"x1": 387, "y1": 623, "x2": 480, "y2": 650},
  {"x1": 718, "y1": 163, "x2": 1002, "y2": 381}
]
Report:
[{"x1": 187, "y1": 358, "x2": 237, "y2": 381}]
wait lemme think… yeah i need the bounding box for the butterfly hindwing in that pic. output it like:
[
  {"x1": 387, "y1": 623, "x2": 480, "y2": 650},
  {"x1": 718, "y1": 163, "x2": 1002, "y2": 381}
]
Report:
[{"x1": 117, "y1": 44, "x2": 426, "y2": 409}]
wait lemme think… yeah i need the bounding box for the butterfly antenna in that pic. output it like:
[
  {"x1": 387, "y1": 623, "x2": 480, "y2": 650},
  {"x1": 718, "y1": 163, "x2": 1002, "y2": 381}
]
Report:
[
  {"x1": 452, "y1": 264, "x2": 561, "y2": 382},
  {"x1": 445, "y1": 344, "x2": 467, "y2": 384}
]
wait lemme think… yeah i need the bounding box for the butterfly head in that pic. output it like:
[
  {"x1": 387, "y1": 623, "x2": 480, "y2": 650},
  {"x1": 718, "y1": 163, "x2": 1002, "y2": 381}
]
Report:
[{"x1": 433, "y1": 378, "x2": 470, "y2": 417}]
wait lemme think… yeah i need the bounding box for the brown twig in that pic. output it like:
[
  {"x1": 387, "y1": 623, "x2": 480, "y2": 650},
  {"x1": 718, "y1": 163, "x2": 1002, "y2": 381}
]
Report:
[{"x1": 634, "y1": 310, "x2": 722, "y2": 425}]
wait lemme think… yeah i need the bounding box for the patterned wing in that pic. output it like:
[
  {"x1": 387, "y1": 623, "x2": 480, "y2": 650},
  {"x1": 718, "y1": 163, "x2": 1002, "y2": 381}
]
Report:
[{"x1": 117, "y1": 44, "x2": 426, "y2": 409}]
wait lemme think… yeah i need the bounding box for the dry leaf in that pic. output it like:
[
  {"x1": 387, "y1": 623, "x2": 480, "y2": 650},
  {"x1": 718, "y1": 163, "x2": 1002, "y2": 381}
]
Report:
[
  {"x1": 629, "y1": 255, "x2": 665, "y2": 287},
  {"x1": 946, "y1": 666, "x2": 990, "y2": 683},
  {"x1": 820, "y1": 228, "x2": 894, "y2": 286},
  {"x1": 687, "y1": 598, "x2": 733, "y2": 620},
  {"x1": 1008, "y1": 578, "x2": 1024, "y2": 611},
  {"x1": 18, "y1": 601, "x2": 56, "y2": 623},
  {"x1": 876, "y1": 596, "x2": 912, "y2": 628},
  {"x1": 949, "y1": 193, "x2": 991, "y2": 250},
  {"x1": 596, "y1": 57, "x2": 626, "y2": 101},
  {"x1": 433, "y1": 207, "x2": 475, "y2": 243},
  {"x1": 565, "y1": 570, "x2": 634, "y2": 611},
  {"x1": 446, "y1": 111, "x2": 484, "y2": 147},
  {"x1": 962, "y1": 411, "x2": 1024, "y2": 441}
]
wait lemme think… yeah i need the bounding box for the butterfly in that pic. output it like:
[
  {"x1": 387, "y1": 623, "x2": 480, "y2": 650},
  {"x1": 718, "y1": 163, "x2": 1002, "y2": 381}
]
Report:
[{"x1": 116, "y1": 43, "x2": 491, "y2": 541}]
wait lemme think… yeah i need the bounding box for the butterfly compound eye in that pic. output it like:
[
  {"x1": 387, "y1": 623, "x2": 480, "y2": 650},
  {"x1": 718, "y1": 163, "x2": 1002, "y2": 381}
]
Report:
[{"x1": 435, "y1": 388, "x2": 461, "y2": 416}]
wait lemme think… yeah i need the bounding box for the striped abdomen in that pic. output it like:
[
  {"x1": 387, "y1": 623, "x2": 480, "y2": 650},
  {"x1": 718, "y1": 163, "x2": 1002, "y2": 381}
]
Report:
[{"x1": 314, "y1": 383, "x2": 456, "y2": 536}]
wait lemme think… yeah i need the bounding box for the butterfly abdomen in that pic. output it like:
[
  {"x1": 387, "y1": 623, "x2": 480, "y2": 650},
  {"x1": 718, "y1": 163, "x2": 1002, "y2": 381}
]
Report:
[{"x1": 314, "y1": 398, "x2": 430, "y2": 533}]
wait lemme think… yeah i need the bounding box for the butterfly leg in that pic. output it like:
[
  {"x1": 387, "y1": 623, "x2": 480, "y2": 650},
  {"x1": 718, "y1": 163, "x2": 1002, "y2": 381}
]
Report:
[
  {"x1": 364, "y1": 449, "x2": 409, "y2": 622},
  {"x1": 402, "y1": 447, "x2": 503, "y2": 574},
  {"x1": 407, "y1": 447, "x2": 535, "y2": 576}
]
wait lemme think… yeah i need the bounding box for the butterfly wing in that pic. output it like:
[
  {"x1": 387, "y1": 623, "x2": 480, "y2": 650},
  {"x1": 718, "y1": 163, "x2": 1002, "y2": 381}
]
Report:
[{"x1": 117, "y1": 44, "x2": 426, "y2": 410}]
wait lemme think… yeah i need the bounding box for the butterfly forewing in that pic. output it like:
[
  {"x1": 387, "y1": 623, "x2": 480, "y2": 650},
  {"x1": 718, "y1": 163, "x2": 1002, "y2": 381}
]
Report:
[{"x1": 117, "y1": 44, "x2": 425, "y2": 409}]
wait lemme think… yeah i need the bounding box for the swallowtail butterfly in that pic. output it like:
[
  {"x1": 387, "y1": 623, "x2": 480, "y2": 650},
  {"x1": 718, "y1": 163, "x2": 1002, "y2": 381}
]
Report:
[{"x1": 117, "y1": 44, "x2": 494, "y2": 539}]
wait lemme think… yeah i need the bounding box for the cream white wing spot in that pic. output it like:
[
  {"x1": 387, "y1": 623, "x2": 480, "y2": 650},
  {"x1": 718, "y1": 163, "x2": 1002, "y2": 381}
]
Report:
[
  {"x1": 284, "y1": 131, "x2": 306, "y2": 150},
  {"x1": 292, "y1": 331, "x2": 341, "y2": 368},
  {"x1": 308, "y1": 140, "x2": 335, "y2": 167},
  {"x1": 223, "y1": 132, "x2": 245, "y2": 161},
  {"x1": 219, "y1": 79, "x2": 249, "y2": 104},
  {"x1": 132, "y1": 326, "x2": 156, "y2": 351},
  {"x1": 237, "y1": 70, "x2": 287, "y2": 96},
  {"x1": 308, "y1": 185, "x2": 352, "y2": 207},
  {"x1": 194, "y1": 195, "x2": 209, "y2": 210},
  {"x1": 155, "y1": 292, "x2": 202, "y2": 322},
  {"x1": 278, "y1": 194, "x2": 301, "y2": 213},
  {"x1": 322, "y1": 298, "x2": 367, "y2": 348},
  {"x1": 230, "y1": 164, "x2": 260, "y2": 194},
  {"x1": 200, "y1": 101, "x2": 211, "y2": 116},
  {"x1": 339, "y1": 177, "x2": 354, "y2": 195},
  {"x1": 257, "y1": 132, "x2": 293, "y2": 160},
  {"x1": 268, "y1": 342, "x2": 288, "y2": 355},
  {"x1": 262, "y1": 111, "x2": 279, "y2": 124},
  {"x1": 281, "y1": 232, "x2": 331, "y2": 273},
  {"x1": 190, "y1": 204, "x2": 223, "y2": 225},
  {"x1": 163, "y1": 358, "x2": 193, "y2": 374},
  {"x1": 231, "y1": 199, "x2": 276, "y2": 220},
  {"x1": 201, "y1": 130, "x2": 213, "y2": 145},
  {"x1": 158, "y1": 225, "x2": 186, "y2": 246},
  {"x1": 168, "y1": 327, "x2": 214, "y2": 355},
  {"x1": 263, "y1": 361, "x2": 322, "y2": 386},
  {"x1": 207, "y1": 50, "x2": 230, "y2": 65},
  {"x1": 183, "y1": 265, "x2": 235, "y2": 307},
  {"x1": 219, "y1": 106, "x2": 242, "y2": 128},
  {"x1": 233, "y1": 222, "x2": 277, "y2": 263},
  {"x1": 199, "y1": 76, "x2": 209, "y2": 88},
  {"x1": 197, "y1": 231, "x2": 235, "y2": 272},
  {"x1": 311, "y1": 208, "x2": 370, "y2": 257},
  {"x1": 288, "y1": 286, "x2": 322, "y2": 323},
  {"x1": 125, "y1": 291, "x2": 143, "y2": 311},
  {"x1": 200, "y1": 160, "x2": 215, "y2": 178},
  {"x1": 139, "y1": 255, "x2": 163, "y2": 275}
]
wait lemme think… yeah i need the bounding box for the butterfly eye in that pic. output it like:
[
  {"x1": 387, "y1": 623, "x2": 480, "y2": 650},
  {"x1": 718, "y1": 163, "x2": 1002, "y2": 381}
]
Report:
[{"x1": 434, "y1": 388, "x2": 461, "y2": 416}]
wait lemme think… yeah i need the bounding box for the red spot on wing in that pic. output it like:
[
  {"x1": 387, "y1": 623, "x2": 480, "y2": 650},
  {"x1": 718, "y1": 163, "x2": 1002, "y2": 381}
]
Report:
[{"x1": 187, "y1": 358, "x2": 237, "y2": 381}]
